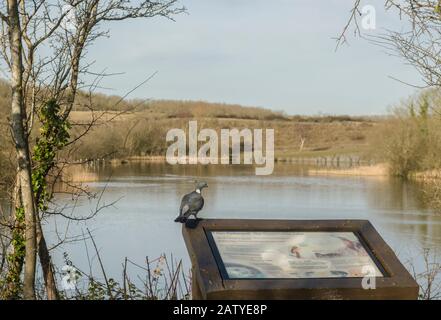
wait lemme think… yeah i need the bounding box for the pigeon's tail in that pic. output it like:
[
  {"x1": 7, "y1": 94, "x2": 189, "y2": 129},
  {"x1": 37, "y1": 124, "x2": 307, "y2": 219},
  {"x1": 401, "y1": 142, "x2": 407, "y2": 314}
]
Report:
[{"x1": 174, "y1": 216, "x2": 187, "y2": 223}]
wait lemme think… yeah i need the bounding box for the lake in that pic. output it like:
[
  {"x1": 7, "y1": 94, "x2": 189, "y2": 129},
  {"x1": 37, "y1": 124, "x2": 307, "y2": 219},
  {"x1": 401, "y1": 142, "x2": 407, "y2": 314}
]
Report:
[{"x1": 5, "y1": 162, "x2": 441, "y2": 286}]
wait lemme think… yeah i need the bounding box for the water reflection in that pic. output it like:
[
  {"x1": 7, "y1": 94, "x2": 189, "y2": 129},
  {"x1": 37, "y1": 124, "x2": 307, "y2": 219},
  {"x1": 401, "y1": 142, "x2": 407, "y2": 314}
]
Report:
[{"x1": 3, "y1": 162, "x2": 441, "y2": 281}]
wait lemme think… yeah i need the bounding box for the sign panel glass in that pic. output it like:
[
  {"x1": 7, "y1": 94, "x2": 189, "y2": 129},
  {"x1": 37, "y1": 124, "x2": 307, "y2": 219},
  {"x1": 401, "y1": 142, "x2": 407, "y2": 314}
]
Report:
[{"x1": 211, "y1": 231, "x2": 383, "y2": 279}]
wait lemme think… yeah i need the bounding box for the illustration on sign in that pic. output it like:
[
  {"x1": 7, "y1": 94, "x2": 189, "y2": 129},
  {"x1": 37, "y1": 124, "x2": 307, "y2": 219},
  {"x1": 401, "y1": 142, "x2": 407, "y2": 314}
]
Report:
[{"x1": 211, "y1": 231, "x2": 383, "y2": 279}]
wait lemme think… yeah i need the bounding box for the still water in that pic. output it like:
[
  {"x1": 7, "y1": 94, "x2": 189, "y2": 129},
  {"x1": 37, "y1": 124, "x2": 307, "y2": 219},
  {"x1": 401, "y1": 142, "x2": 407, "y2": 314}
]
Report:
[{"x1": 39, "y1": 162, "x2": 441, "y2": 281}]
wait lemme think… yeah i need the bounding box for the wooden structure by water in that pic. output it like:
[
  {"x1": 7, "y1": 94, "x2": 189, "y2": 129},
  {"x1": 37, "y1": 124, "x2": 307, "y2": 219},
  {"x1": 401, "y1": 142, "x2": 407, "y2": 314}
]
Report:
[{"x1": 183, "y1": 219, "x2": 419, "y2": 300}]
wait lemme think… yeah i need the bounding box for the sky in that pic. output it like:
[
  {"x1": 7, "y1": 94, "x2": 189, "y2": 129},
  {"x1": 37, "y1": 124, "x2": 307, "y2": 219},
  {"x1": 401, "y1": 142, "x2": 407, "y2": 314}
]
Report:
[{"x1": 86, "y1": 0, "x2": 422, "y2": 115}]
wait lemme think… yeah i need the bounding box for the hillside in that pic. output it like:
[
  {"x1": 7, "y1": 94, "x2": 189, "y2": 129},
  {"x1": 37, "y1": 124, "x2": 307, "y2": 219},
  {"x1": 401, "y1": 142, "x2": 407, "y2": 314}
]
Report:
[
  {"x1": 0, "y1": 79, "x2": 382, "y2": 172},
  {"x1": 67, "y1": 104, "x2": 379, "y2": 163}
]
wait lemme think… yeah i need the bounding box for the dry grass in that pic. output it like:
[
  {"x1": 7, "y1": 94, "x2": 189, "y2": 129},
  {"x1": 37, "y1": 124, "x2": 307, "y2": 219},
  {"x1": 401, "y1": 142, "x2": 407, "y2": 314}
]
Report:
[
  {"x1": 414, "y1": 170, "x2": 441, "y2": 180},
  {"x1": 309, "y1": 164, "x2": 389, "y2": 177},
  {"x1": 66, "y1": 108, "x2": 380, "y2": 162},
  {"x1": 0, "y1": 79, "x2": 383, "y2": 178}
]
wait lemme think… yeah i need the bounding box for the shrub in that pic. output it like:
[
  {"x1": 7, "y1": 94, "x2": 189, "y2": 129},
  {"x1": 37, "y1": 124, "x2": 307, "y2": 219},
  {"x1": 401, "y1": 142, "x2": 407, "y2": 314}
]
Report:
[{"x1": 380, "y1": 89, "x2": 441, "y2": 177}]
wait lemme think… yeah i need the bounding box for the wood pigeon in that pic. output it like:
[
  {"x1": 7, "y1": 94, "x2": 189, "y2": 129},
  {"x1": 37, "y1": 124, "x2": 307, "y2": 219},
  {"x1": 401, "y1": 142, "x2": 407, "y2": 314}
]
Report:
[{"x1": 174, "y1": 181, "x2": 208, "y2": 227}]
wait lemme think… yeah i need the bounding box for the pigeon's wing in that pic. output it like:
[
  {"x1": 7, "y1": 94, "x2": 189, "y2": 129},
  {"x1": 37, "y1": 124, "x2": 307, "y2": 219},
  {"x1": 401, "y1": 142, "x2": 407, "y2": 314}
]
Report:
[
  {"x1": 194, "y1": 197, "x2": 204, "y2": 217},
  {"x1": 179, "y1": 193, "x2": 192, "y2": 216},
  {"x1": 180, "y1": 204, "x2": 190, "y2": 216}
]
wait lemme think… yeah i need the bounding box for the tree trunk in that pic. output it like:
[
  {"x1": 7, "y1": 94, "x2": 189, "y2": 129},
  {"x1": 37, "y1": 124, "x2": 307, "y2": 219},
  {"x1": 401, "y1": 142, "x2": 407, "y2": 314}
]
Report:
[
  {"x1": 7, "y1": 0, "x2": 37, "y2": 300},
  {"x1": 35, "y1": 214, "x2": 58, "y2": 300},
  {"x1": 299, "y1": 137, "x2": 306, "y2": 151},
  {"x1": 3, "y1": 174, "x2": 24, "y2": 299}
]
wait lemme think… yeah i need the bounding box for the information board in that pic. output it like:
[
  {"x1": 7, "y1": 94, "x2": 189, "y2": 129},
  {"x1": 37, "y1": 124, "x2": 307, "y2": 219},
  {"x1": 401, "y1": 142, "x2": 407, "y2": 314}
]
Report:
[
  {"x1": 183, "y1": 219, "x2": 419, "y2": 299},
  {"x1": 211, "y1": 231, "x2": 383, "y2": 279}
]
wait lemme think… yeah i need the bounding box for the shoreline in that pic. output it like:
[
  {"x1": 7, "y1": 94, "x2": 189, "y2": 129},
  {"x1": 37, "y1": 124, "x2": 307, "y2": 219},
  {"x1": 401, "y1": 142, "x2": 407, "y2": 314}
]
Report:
[
  {"x1": 74, "y1": 154, "x2": 373, "y2": 165},
  {"x1": 308, "y1": 164, "x2": 389, "y2": 177},
  {"x1": 64, "y1": 157, "x2": 441, "y2": 184},
  {"x1": 64, "y1": 156, "x2": 392, "y2": 183}
]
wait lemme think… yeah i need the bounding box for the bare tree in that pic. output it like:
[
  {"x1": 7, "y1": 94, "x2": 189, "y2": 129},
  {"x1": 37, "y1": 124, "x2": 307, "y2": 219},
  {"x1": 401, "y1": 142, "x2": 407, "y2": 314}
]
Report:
[
  {"x1": 407, "y1": 247, "x2": 441, "y2": 300},
  {"x1": 0, "y1": 0, "x2": 185, "y2": 300},
  {"x1": 338, "y1": 1, "x2": 441, "y2": 88},
  {"x1": 4, "y1": 0, "x2": 38, "y2": 300},
  {"x1": 295, "y1": 123, "x2": 311, "y2": 152}
]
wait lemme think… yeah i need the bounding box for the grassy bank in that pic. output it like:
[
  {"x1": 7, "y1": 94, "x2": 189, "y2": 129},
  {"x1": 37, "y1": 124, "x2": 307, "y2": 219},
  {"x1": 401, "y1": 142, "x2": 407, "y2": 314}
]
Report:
[
  {"x1": 67, "y1": 108, "x2": 380, "y2": 162},
  {"x1": 309, "y1": 163, "x2": 389, "y2": 177},
  {"x1": 0, "y1": 79, "x2": 386, "y2": 186}
]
